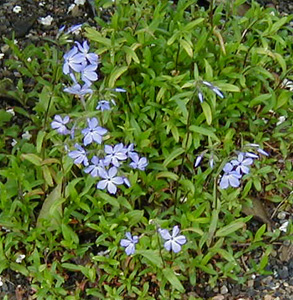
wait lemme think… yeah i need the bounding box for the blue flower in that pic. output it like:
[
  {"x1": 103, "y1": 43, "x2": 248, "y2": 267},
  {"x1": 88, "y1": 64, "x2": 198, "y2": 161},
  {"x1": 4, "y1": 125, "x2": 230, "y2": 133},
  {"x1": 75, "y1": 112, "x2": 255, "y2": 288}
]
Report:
[
  {"x1": 51, "y1": 115, "x2": 70, "y2": 135},
  {"x1": 123, "y1": 177, "x2": 131, "y2": 188},
  {"x1": 120, "y1": 232, "x2": 139, "y2": 255},
  {"x1": 113, "y1": 87, "x2": 126, "y2": 93},
  {"x1": 158, "y1": 225, "x2": 187, "y2": 253},
  {"x1": 257, "y1": 148, "x2": 269, "y2": 156},
  {"x1": 198, "y1": 91, "x2": 204, "y2": 103},
  {"x1": 231, "y1": 152, "x2": 254, "y2": 174},
  {"x1": 63, "y1": 46, "x2": 85, "y2": 75},
  {"x1": 64, "y1": 83, "x2": 93, "y2": 96},
  {"x1": 104, "y1": 143, "x2": 128, "y2": 167},
  {"x1": 68, "y1": 144, "x2": 89, "y2": 166},
  {"x1": 194, "y1": 154, "x2": 203, "y2": 168},
  {"x1": 75, "y1": 40, "x2": 99, "y2": 66},
  {"x1": 202, "y1": 80, "x2": 224, "y2": 99},
  {"x1": 219, "y1": 162, "x2": 242, "y2": 189},
  {"x1": 84, "y1": 156, "x2": 105, "y2": 177},
  {"x1": 129, "y1": 152, "x2": 148, "y2": 171},
  {"x1": 81, "y1": 64, "x2": 98, "y2": 86},
  {"x1": 66, "y1": 24, "x2": 82, "y2": 34},
  {"x1": 97, "y1": 166, "x2": 124, "y2": 194},
  {"x1": 96, "y1": 100, "x2": 111, "y2": 111},
  {"x1": 81, "y1": 118, "x2": 107, "y2": 146}
]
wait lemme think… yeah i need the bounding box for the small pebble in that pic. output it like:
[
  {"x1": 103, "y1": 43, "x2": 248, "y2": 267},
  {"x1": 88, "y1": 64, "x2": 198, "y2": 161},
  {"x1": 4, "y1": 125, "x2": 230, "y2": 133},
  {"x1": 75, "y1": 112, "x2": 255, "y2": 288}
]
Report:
[
  {"x1": 212, "y1": 295, "x2": 224, "y2": 300},
  {"x1": 220, "y1": 285, "x2": 228, "y2": 295},
  {"x1": 247, "y1": 280, "x2": 254, "y2": 288}
]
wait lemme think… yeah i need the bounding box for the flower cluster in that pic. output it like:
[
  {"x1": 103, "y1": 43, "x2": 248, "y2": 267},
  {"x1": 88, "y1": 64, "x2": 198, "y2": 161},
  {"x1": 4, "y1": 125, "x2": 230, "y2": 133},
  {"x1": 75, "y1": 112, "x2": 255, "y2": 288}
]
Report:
[
  {"x1": 63, "y1": 40, "x2": 99, "y2": 97},
  {"x1": 120, "y1": 225, "x2": 187, "y2": 255},
  {"x1": 51, "y1": 115, "x2": 148, "y2": 194},
  {"x1": 219, "y1": 144, "x2": 269, "y2": 189}
]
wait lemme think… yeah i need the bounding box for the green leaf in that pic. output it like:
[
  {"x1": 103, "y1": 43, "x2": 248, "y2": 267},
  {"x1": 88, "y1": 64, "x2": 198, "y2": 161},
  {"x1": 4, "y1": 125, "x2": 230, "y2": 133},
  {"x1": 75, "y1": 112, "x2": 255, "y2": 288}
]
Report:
[
  {"x1": 162, "y1": 268, "x2": 185, "y2": 292},
  {"x1": 216, "y1": 83, "x2": 240, "y2": 92},
  {"x1": 189, "y1": 125, "x2": 219, "y2": 142},
  {"x1": 180, "y1": 39, "x2": 193, "y2": 58},
  {"x1": 163, "y1": 148, "x2": 185, "y2": 168},
  {"x1": 97, "y1": 191, "x2": 120, "y2": 208},
  {"x1": 156, "y1": 171, "x2": 179, "y2": 181},
  {"x1": 36, "y1": 131, "x2": 46, "y2": 153},
  {"x1": 62, "y1": 224, "x2": 79, "y2": 244},
  {"x1": 85, "y1": 28, "x2": 111, "y2": 47},
  {"x1": 249, "y1": 94, "x2": 272, "y2": 107},
  {"x1": 183, "y1": 18, "x2": 205, "y2": 31},
  {"x1": 0, "y1": 109, "x2": 12, "y2": 126},
  {"x1": 201, "y1": 101, "x2": 212, "y2": 125},
  {"x1": 42, "y1": 165, "x2": 54, "y2": 186},
  {"x1": 254, "y1": 224, "x2": 266, "y2": 242},
  {"x1": 215, "y1": 221, "x2": 245, "y2": 237},
  {"x1": 21, "y1": 153, "x2": 42, "y2": 166},
  {"x1": 108, "y1": 66, "x2": 128, "y2": 88},
  {"x1": 136, "y1": 250, "x2": 163, "y2": 268},
  {"x1": 125, "y1": 210, "x2": 144, "y2": 227},
  {"x1": 122, "y1": 45, "x2": 140, "y2": 64},
  {"x1": 37, "y1": 183, "x2": 63, "y2": 230}
]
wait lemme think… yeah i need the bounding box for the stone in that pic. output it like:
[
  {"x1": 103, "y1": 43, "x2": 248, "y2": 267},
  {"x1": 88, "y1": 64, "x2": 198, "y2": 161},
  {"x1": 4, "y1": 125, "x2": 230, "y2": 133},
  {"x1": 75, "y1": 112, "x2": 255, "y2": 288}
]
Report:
[{"x1": 220, "y1": 285, "x2": 228, "y2": 295}]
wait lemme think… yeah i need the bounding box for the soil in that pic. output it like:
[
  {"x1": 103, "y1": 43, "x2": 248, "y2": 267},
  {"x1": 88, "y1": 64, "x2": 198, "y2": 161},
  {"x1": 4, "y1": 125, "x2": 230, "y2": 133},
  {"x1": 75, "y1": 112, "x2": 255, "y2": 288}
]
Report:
[{"x1": 0, "y1": 0, "x2": 292, "y2": 299}]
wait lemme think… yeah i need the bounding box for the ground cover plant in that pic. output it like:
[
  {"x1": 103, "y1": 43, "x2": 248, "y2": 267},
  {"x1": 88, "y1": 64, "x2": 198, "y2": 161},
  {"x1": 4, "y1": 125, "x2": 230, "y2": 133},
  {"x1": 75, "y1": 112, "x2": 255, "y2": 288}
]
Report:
[{"x1": 0, "y1": 0, "x2": 293, "y2": 299}]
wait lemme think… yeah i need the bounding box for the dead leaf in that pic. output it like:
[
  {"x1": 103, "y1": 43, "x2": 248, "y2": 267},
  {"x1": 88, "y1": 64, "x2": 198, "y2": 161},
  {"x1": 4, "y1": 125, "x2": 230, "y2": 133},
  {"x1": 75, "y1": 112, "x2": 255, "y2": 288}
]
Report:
[{"x1": 242, "y1": 198, "x2": 272, "y2": 231}]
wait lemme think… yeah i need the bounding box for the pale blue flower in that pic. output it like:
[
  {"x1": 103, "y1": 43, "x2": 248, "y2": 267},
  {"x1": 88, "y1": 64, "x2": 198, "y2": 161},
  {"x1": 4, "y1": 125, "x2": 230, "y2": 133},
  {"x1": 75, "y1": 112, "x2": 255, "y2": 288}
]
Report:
[
  {"x1": 123, "y1": 177, "x2": 131, "y2": 188},
  {"x1": 129, "y1": 152, "x2": 148, "y2": 171},
  {"x1": 194, "y1": 154, "x2": 203, "y2": 168},
  {"x1": 158, "y1": 226, "x2": 187, "y2": 253},
  {"x1": 63, "y1": 46, "x2": 85, "y2": 75},
  {"x1": 219, "y1": 163, "x2": 242, "y2": 189},
  {"x1": 64, "y1": 83, "x2": 93, "y2": 96},
  {"x1": 231, "y1": 152, "x2": 254, "y2": 174},
  {"x1": 84, "y1": 156, "x2": 105, "y2": 177},
  {"x1": 96, "y1": 100, "x2": 110, "y2": 111},
  {"x1": 113, "y1": 87, "x2": 126, "y2": 92},
  {"x1": 257, "y1": 148, "x2": 269, "y2": 156},
  {"x1": 81, "y1": 64, "x2": 98, "y2": 86},
  {"x1": 75, "y1": 40, "x2": 99, "y2": 66},
  {"x1": 104, "y1": 143, "x2": 128, "y2": 167},
  {"x1": 51, "y1": 115, "x2": 70, "y2": 135},
  {"x1": 202, "y1": 80, "x2": 224, "y2": 99},
  {"x1": 82, "y1": 118, "x2": 107, "y2": 146},
  {"x1": 97, "y1": 166, "x2": 124, "y2": 194},
  {"x1": 120, "y1": 232, "x2": 139, "y2": 255},
  {"x1": 68, "y1": 144, "x2": 89, "y2": 166},
  {"x1": 66, "y1": 24, "x2": 82, "y2": 34}
]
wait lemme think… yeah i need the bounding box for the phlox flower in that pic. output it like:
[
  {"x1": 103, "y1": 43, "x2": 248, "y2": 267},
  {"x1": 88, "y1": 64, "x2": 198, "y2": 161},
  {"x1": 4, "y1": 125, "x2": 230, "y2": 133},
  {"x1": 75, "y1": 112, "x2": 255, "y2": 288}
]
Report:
[
  {"x1": 202, "y1": 80, "x2": 224, "y2": 99},
  {"x1": 84, "y1": 156, "x2": 105, "y2": 177},
  {"x1": 68, "y1": 144, "x2": 89, "y2": 166},
  {"x1": 120, "y1": 232, "x2": 139, "y2": 255},
  {"x1": 219, "y1": 162, "x2": 242, "y2": 189},
  {"x1": 64, "y1": 83, "x2": 93, "y2": 96},
  {"x1": 63, "y1": 46, "x2": 85, "y2": 75},
  {"x1": 158, "y1": 225, "x2": 187, "y2": 253},
  {"x1": 81, "y1": 64, "x2": 98, "y2": 86},
  {"x1": 51, "y1": 115, "x2": 70, "y2": 135},
  {"x1": 75, "y1": 40, "x2": 99, "y2": 66},
  {"x1": 82, "y1": 118, "x2": 107, "y2": 146},
  {"x1": 96, "y1": 100, "x2": 111, "y2": 111},
  {"x1": 129, "y1": 153, "x2": 148, "y2": 171},
  {"x1": 231, "y1": 152, "x2": 254, "y2": 174},
  {"x1": 104, "y1": 143, "x2": 128, "y2": 167},
  {"x1": 194, "y1": 154, "x2": 203, "y2": 168},
  {"x1": 97, "y1": 166, "x2": 124, "y2": 194}
]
